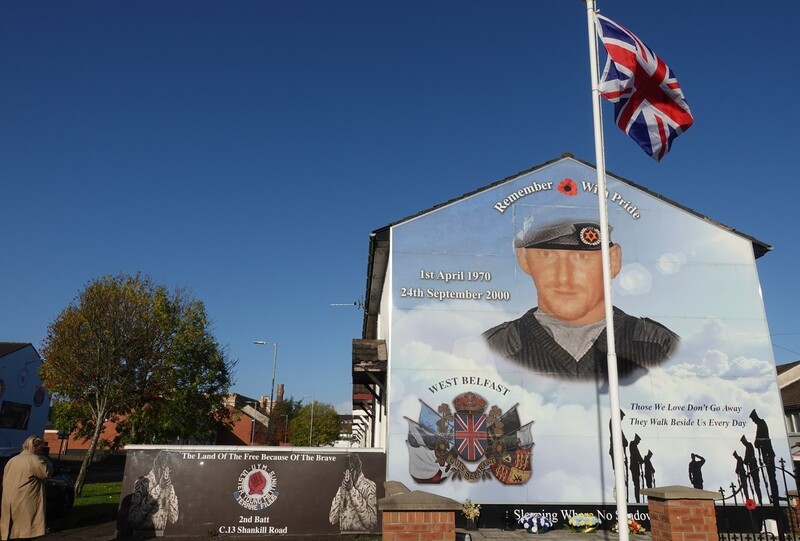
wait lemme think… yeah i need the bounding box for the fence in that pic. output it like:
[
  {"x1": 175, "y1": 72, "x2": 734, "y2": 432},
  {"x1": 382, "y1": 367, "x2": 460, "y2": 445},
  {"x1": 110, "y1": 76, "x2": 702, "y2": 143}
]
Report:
[{"x1": 715, "y1": 458, "x2": 800, "y2": 541}]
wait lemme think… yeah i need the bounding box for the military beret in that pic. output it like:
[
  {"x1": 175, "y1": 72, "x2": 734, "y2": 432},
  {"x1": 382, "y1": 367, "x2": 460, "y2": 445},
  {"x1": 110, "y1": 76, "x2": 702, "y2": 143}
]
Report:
[{"x1": 514, "y1": 219, "x2": 613, "y2": 250}]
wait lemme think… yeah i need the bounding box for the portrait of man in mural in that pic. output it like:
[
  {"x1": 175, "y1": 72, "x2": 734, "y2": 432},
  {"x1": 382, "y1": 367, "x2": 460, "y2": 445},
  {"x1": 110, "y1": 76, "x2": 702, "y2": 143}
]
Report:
[{"x1": 483, "y1": 217, "x2": 679, "y2": 381}]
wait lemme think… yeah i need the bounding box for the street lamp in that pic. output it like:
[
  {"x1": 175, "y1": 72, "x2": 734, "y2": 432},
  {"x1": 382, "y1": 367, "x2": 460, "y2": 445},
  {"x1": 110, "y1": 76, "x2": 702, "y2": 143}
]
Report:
[
  {"x1": 253, "y1": 340, "x2": 278, "y2": 443},
  {"x1": 302, "y1": 395, "x2": 315, "y2": 446}
]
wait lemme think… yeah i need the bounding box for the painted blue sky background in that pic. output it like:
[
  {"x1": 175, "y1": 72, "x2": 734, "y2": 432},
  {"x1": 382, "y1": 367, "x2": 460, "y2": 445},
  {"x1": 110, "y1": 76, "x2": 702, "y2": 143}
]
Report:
[
  {"x1": 385, "y1": 158, "x2": 786, "y2": 502},
  {"x1": 2, "y1": 1, "x2": 798, "y2": 414}
]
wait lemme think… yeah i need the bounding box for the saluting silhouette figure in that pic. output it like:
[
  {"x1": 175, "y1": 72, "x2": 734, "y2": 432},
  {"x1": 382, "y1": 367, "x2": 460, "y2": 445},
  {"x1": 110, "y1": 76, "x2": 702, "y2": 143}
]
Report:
[{"x1": 688, "y1": 453, "x2": 706, "y2": 489}]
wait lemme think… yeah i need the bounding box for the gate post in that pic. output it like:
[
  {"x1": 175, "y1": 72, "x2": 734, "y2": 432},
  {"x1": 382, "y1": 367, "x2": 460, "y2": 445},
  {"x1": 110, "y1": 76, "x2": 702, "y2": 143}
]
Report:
[
  {"x1": 378, "y1": 481, "x2": 461, "y2": 541},
  {"x1": 643, "y1": 486, "x2": 720, "y2": 541}
]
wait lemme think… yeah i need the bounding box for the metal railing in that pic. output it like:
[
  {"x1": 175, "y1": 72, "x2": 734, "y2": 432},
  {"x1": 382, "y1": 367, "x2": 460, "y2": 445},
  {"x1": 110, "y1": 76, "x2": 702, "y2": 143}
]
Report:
[{"x1": 715, "y1": 459, "x2": 799, "y2": 541}]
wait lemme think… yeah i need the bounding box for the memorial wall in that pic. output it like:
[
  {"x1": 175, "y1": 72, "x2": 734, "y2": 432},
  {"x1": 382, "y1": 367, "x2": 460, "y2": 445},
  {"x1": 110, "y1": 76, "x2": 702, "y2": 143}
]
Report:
[{"x1": 382, "y1": 156, "x2": 786, "y2": 517}]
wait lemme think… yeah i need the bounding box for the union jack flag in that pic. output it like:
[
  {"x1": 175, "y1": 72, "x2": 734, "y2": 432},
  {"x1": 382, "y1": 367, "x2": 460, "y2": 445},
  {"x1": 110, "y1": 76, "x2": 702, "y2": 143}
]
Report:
[
  {"x1": 595, "y1": 14, "x2": 694, "y2": 161},
  {"x1": 455, "y1": 413, "x2": 488, "y2": 462}
]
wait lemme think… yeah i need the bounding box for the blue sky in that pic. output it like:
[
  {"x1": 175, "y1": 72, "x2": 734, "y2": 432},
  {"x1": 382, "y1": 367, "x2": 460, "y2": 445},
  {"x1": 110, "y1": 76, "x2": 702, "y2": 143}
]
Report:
[{"x1": 2, "y1": 1, "x2": 798, "y2": 414}]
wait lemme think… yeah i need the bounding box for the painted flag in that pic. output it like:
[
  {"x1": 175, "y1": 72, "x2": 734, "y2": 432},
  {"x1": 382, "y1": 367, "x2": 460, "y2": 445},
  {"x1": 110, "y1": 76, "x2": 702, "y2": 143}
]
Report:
[
  {"x1": 407, "y1": 442, "x2": 448, "y2": 483},
  {"x1": 500, "y1": 421, "x2": 535, "y2": 451},
  {"x1": 498, "y1": 404, "x2": 521, "y2": 434},
  {"x1": 515, "y1": 421, "x2": 535, "y2": 449},
  {"x1": 406, "y1": 418, "x2": 439, "y2": 449},
  {"x1": 595, "y1": 13, "x2": 693, "y2": 161},
  {"x1": 418, "y1": 399, "x2": 452, "y2": 435},
  {"x1": 455, "y1": 412, "x2": 488, "y2": 461}
]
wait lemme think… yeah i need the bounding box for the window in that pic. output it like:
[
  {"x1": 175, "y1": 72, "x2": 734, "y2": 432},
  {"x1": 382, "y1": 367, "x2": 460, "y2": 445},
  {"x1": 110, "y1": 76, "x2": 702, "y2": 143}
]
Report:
[
  {"x1": 0, "y1": 401, "x2": 32, "y2": 430},
  {"x1": 785, "y1": 411, "x2": 800, "y2": 435}
]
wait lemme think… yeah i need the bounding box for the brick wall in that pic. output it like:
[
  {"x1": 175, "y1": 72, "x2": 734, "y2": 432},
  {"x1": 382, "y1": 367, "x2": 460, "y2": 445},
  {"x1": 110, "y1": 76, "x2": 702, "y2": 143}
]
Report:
[
  {"x1": 648, "y1": 498, "x2": 718, "y2": 541},
  {"x1": 382, "y1": 510, "x2": 456, "y2": 541}
]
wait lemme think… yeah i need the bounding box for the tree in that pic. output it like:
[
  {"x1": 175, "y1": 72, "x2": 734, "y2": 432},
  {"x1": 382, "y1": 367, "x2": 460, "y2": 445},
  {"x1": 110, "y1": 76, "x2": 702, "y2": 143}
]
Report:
[
  {"x1": 269, "y1": 398, "x2": 302, "y2": 446},
  {"x1": 289, "y1": 400, "x2": 341, "y2": 447},
  {"x1": 41, "y1": 274, "x2": 235, "y2": 495},
  {"x1": 112, "y1": 295, "x2": 234, "y2": 446}
]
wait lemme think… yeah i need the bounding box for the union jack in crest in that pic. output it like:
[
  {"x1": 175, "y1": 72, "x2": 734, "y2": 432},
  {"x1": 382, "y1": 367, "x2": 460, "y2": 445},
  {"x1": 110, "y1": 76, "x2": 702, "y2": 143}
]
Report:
[
  {"x1": 595, "y1": 13, "x2": 694, "y2": 161},
  {"x1": 455, "y1": 412, "x2": 488, "y2": 462}
]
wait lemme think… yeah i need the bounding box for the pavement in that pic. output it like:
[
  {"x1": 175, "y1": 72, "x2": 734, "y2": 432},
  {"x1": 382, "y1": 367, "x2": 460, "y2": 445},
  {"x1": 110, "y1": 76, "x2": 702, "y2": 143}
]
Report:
[{"x1": 42, "y1": 520, "x2": 119, "y2": 540}]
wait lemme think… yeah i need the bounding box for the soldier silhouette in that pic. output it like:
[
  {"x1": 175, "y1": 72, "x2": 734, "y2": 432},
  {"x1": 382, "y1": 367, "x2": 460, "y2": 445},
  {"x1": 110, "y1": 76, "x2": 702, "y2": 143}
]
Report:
[
  {"x1": 644, "y1": 450, "x2": 655, "y2": 489},
  {"x1": 741, "y1": 435, "x2": 763, "y2": 505},
  {"x1": 733, "y1": 451, "x2": 749, "y2": 499},
  {"x1": 750, "y1": 409, "x2": 779, "y2": 502},
  {"x1": 629, "y1": 434, "x2": 644, "y2": 503},
  {"x1": 688, "y1": 453, "x2": 706, "y2": 489},
  {"x1": 608, "y1": 410, "x2": 630, "y2": 501}
]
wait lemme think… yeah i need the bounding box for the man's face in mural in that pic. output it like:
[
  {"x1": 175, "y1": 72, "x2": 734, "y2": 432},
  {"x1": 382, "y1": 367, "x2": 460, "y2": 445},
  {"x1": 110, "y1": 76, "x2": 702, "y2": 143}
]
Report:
[{"x1": 516, "y1": 244, "x2": 622, "y2": 325}]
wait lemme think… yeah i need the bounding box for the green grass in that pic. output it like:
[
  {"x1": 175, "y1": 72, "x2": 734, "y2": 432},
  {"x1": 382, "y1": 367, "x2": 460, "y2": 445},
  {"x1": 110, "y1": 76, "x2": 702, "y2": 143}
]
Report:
[{"x1": 46, "y1": 481, "x2": 121, "y2": 533}]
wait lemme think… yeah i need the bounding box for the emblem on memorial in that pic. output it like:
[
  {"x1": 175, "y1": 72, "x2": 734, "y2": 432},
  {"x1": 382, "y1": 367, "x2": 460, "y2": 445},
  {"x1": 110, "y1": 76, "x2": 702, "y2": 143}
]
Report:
[
  {"x1": 235, "y1": 464, "x2": 279, "y2": 511},
  {"x1": 406, "y1": 391, "x2": 534, "y2": 485}
]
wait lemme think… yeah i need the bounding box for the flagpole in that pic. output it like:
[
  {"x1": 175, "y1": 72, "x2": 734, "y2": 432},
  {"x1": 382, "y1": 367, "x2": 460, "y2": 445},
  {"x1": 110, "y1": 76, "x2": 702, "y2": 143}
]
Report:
[{"x1": 585, "y1": 2, "x2": 630, "y2": 539}]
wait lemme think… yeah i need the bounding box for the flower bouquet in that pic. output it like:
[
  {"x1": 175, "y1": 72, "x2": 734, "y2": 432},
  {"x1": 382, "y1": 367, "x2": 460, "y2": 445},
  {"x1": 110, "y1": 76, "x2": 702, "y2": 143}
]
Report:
[
  {"x1": 519, "y1": 512, "x2": 553, "y2": 534},
  {"x1": 462, "y1": 498, "x2": 480, "y2": 529},
  {"x1": 564, "y1": 513, "x2": 601, "y2": 533},
  {"x1": 612, "y1": 516, "x2": 647, "y2": 535}
]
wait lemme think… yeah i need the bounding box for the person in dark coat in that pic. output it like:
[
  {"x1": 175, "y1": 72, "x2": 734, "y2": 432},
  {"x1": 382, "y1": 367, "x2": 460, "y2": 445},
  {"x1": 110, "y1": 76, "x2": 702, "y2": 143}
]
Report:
[
  {"x1": 0, "y1": 435, "x2": 53, "y2": 540},
  {"x1": 483, "y1": 218, "x2": 679, "y2": 383}
]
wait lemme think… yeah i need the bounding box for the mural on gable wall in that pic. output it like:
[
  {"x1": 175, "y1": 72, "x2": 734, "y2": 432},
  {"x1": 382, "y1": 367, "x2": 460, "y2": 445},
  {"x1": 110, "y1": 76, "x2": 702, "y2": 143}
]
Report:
[{"x1": 385, "y1": 157, "x2": 788, "y2": 506}]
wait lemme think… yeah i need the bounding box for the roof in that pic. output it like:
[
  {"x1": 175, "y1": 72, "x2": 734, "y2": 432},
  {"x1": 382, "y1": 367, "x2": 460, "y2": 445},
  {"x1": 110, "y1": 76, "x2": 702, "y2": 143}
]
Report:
[
  {"x1": 779, "y1": 360, "x2": 800, "y2": 409},
  {"x1": 781, "y1": 381, "x2": 800, "y2": 410},
  {"x1": 0, "y1": 343, "x2": 32, "y2": 358},
  {"x1": 361, "y1": 154, "x2": 773, "y2": 339},
  {"x1": 777, "y1": 360, "x2": 800, "y2": 376}
]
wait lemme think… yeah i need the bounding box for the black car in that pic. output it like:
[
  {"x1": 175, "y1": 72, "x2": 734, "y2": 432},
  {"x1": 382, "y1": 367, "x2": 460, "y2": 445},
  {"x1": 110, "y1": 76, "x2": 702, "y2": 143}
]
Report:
[
  {"x1": 43, "y1": 458, "x2": 76, "y2": 515},
  {"x1": 0, "y1": 455, "x2": 76, "y2": 516}
]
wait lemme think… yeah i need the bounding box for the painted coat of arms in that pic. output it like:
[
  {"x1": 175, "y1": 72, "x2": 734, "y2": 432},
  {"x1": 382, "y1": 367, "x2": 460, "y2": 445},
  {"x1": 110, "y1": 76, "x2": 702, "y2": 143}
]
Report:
[{"x1": 406, "y1": 391, "x2": 534, "y2": 485}]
